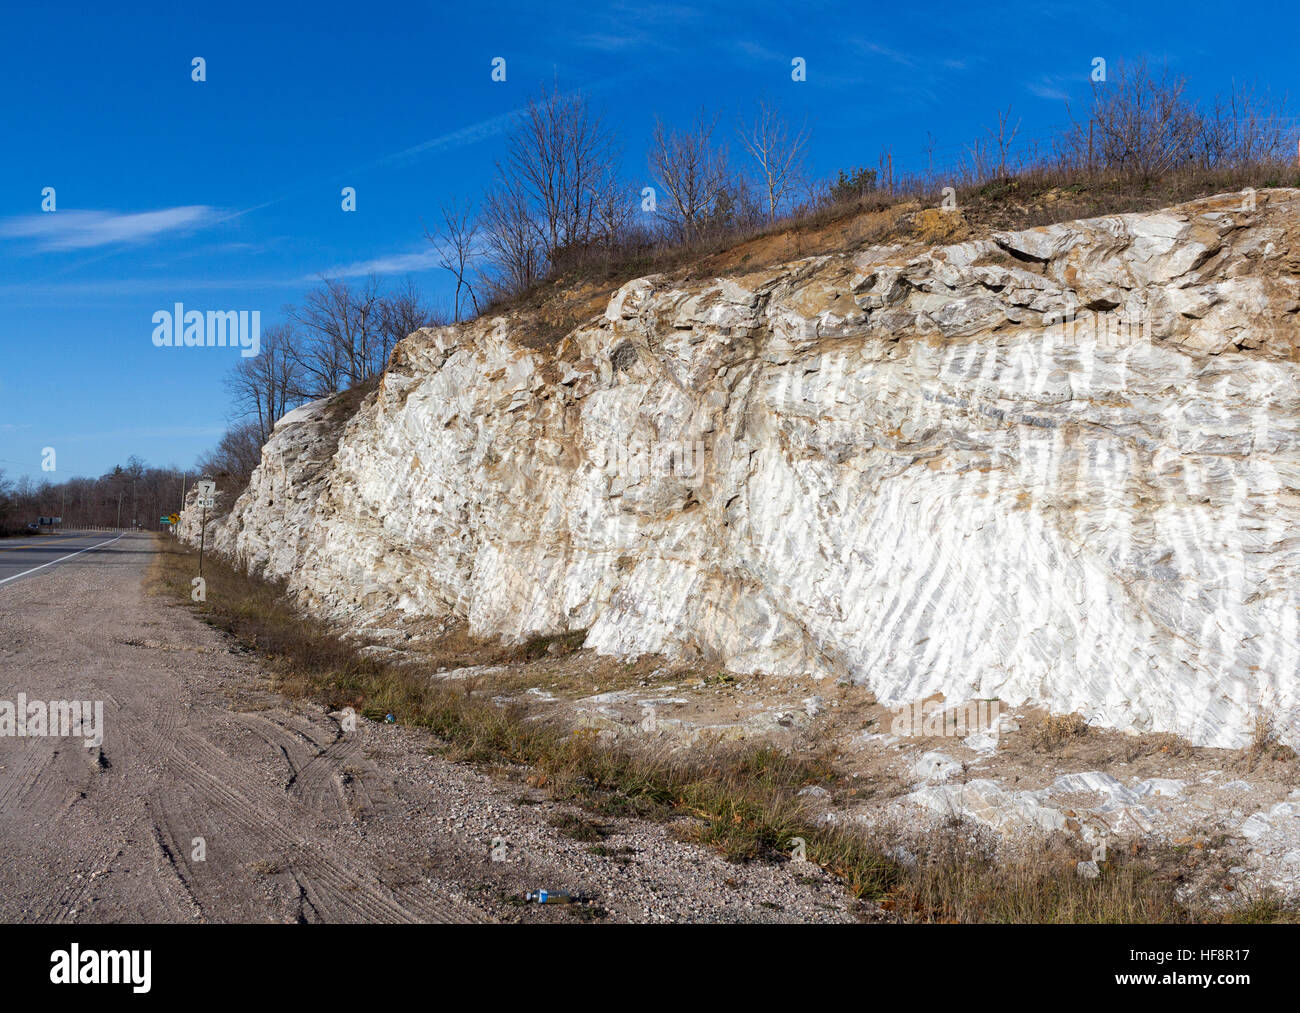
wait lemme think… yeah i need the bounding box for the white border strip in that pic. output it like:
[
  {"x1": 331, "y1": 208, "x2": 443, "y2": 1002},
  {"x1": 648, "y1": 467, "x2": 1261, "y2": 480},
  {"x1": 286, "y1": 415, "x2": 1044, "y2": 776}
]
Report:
[{"x1": 0, "y1": 533, "x2": 124, "y2": 586}]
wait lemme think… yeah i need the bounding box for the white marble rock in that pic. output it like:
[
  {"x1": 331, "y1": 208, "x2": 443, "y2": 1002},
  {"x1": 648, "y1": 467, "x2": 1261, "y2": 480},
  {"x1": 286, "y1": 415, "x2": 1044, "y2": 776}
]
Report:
[{"x1": 181, "y1": 190, "x2": 1300, "y2": 749}]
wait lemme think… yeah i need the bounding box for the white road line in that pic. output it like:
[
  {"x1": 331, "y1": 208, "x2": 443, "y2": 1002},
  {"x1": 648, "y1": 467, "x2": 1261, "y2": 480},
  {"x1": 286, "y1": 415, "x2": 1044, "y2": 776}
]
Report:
[{"x1": 0, "y1": 533, "x2": 124, "y2": 586}]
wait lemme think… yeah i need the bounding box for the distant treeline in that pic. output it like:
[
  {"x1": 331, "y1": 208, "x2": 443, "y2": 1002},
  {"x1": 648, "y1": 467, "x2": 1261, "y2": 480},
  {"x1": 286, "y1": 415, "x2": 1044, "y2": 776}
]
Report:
[{"x1": 0, "y1": 458, "x2": 187, "y2": 535}]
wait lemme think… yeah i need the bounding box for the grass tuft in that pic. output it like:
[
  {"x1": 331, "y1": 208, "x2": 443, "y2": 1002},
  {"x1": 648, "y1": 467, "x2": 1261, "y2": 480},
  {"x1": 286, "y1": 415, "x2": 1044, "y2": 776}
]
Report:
[{"x1": 1032, "y1": 712, "x2": 1090, "y2": 752}]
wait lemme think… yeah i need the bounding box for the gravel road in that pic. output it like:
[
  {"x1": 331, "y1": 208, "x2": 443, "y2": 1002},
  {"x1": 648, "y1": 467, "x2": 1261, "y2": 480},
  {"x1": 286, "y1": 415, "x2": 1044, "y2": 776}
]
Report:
[{"x1": 0, "y1": 533, "x2": 857, "y2": 922}]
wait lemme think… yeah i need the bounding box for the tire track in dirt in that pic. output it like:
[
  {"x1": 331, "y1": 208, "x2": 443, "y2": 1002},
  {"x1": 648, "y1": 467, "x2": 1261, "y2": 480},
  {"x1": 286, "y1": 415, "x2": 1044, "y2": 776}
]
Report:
[
  {"x1": 230, "y1": 710, "x2": 354, "y2": 817},
  {"x1": 0, "y1": 748, "x2": 46, "y2": 811},
  {"x1": 112, "y1": 696, "x2": 479, "y2": 923},
  {"x1": 0, "y1": 533, "x2": 492, "y2": 923}
]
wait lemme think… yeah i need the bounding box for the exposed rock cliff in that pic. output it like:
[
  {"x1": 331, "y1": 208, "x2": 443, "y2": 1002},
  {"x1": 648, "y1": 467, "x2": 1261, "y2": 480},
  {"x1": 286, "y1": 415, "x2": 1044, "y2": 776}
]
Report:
[{"x1": 182, "y1": 190, "x2": 1300, "y2": 748}]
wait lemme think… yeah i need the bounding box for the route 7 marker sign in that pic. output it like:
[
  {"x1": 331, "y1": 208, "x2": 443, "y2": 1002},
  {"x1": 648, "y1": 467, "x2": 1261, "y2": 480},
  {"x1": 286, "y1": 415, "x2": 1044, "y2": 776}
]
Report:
[{"x1": 195, "y1": 481, "x2": 216, "y2": 574}]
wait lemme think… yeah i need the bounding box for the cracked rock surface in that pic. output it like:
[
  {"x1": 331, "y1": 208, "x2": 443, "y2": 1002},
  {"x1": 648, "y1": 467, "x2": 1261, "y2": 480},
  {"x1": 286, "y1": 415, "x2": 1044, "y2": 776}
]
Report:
[{"x1": 182, "y1": 189, "x2": 1300, "y2": 750}]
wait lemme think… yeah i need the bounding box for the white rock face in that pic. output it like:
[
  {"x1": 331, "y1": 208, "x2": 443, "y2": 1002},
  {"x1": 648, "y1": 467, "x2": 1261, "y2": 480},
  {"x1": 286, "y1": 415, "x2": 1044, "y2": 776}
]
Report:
[
  {"x1": 911, "y1": 751, "x2": 963, "y2": 784},
  {"x1": 183, "y1": 190, "x2": 1300, "y2": 748}
]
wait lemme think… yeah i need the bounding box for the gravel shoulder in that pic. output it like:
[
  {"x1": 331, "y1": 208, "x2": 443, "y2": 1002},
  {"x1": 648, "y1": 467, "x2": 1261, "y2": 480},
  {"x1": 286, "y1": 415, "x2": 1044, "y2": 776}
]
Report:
[{"x1": 0, "y1": 532, "x2": 856, "y2": 923}]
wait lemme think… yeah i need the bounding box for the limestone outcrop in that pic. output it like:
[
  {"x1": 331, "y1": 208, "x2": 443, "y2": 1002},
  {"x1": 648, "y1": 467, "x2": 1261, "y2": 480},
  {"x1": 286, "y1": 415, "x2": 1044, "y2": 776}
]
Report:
[{"x1": 181, "y1": 190, "x2": 1300, "y2": 748}]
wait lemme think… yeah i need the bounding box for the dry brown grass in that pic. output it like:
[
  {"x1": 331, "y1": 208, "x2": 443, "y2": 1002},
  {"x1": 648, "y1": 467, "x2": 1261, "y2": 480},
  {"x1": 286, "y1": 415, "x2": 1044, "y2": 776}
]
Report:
[
  {"x1": 150, "y1": 534, "x2": 1296, "y2": 923},
  {"x1": 1122, "y1": 731, "x2": 1197, "y2": 763},
  {"x1": 881, "y1": 831, "x2": 1186, "y2": 924},
  {"x1": 1032, "y1": 712, "x2": 1091, "y2": 752},
  {"x1": 1241, "y1": 709, "x2": 1299, "y2": 772}
]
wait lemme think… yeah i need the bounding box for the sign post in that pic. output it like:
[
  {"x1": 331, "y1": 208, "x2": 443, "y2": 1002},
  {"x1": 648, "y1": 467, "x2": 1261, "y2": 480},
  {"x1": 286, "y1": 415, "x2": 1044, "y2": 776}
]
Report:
[{"x1": 195, "y1": 480, "x2": 216, "y2": 576}]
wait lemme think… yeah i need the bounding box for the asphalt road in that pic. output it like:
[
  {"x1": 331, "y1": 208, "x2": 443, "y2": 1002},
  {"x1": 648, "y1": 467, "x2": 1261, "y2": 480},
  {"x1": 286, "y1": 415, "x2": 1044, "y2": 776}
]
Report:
[{"x1": 0, "y1": 532, "x2": 124, "y2": 587}]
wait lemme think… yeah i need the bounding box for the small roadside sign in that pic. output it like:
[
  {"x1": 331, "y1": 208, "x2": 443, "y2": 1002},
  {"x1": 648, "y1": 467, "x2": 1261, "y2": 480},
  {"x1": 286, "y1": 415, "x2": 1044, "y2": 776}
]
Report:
[
  {"x1": 160, "y1": 515, "x2": 170, "y2": 524},
  {"x1": 194, "y1": 482, "x2": 217, "y2": 574},
  {"x1": 169, "y1": 513, "x2": 180, "y2": 525}
]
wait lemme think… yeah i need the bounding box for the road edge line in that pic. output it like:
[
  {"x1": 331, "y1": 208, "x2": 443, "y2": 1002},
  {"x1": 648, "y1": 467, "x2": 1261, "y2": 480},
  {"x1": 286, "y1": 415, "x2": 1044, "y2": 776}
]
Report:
[{"x1": 0, "y1": 533, "x2": 125, "y2": 586}]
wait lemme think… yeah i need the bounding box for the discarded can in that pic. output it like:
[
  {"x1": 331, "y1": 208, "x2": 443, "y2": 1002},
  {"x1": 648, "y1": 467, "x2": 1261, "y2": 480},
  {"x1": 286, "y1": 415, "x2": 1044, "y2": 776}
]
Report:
[
  {"x1": 384, "y1": 713, "x2": 396, "y2": 723},
  {"x1": 525, "y1": 890, "x2": 582, "y2": 904}
]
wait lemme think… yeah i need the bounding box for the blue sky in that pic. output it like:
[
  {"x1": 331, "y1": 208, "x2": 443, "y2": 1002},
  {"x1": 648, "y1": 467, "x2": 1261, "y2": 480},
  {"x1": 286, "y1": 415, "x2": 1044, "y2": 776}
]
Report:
[{"x1": 1, "y1": 0, "x2": 1294, "y2": 481}]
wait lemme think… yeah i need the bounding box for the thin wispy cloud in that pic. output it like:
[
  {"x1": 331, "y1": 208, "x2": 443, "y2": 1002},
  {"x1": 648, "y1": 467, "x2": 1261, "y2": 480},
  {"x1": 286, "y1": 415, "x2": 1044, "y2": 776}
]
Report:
[
  {"x1": 210, "y1": 105, "x2": 536, "y2": 229},
  {"x1": 1027, "y1": 73, "x2": 1081, "y2": 102},
  {"x1": 0, "y1": 274, "x2": 305, "y2": 300},
  {"x1": 577, "y1": 32, "x2": 649, "y2": 52},
  {"x1": 20, "y1": 105, "x2": 529, "y2": 282},
  {"x1": 0, "y1": 206, "x2": 220, "y2": 251},
  {"x1": 313, "y1": 247, "x2": 445, "y2": 280},
  {"x1": 356, "y1": 110, "x2": 527, "y2": 175},
  {"x1": 732, "y1": 39, "x2": 784, "y2": 63},
  {"x1": 52, "y1": 425, "x2": 226, "y2": 443},
  {"x1": 836, "y1": 37, "x2": 976, "y2": 95},
  {"x1": 853, "y1": 40, "x2": 918, "y2": 68},
  {"x1": 573, "y1": 1, "x2": 703, "y2": 55}
]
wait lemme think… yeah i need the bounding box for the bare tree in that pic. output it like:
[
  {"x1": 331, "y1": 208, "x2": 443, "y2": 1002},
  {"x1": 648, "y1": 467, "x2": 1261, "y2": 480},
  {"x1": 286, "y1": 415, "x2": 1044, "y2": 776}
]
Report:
[
  {"x1": 287, "y1": 283, "x2": 346, "y2": 397},
  {"x1": 737, "y1": 100, "x2": 810, "y2": 222},
  {"x1": 648, "y1": 110, "x2": 732, "y2": 240},
  {"x1": 225, "y1": 323, "x2": 303, "y2": 442},
  {"x1": 987, "y1": 105, "x2": 1022, "y2": 177},
  {"x1": 877, "y1": 145, "x2": 895, "y2": 193},
  {"x1": 196, "y1": 422, "x2": 264, "y2": 495},
  {"x1": 1200, "y1": 81, "x2": 1293, "y2": 168},
  {"x1": 498, "y1": 84, "x2": 619, "y2": 263},
  {"x1": 584, "y1": 164, "x2": 634, "y2": 247},
  {"x1": 1064, "y1": 59, "x2": 1203, "y2": 179},
  {"x1": 376, "y1": 277, "x2": 441, "y2": 358},
  {"x1": 289, "y1": 276, "x2": 383, "y2": 396},
  {"x1": 427, "y1": 201, "x2": 481, "y2": 321},
  {"x1": 960, "y1": 135, "x2": 992, "y2": 183},
  {"x1": 481, "y1": 181, "x2": 541, "y2": 297},
  {"x1": 0, "y1": 468, "x2": 13, "y2": 533}
]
